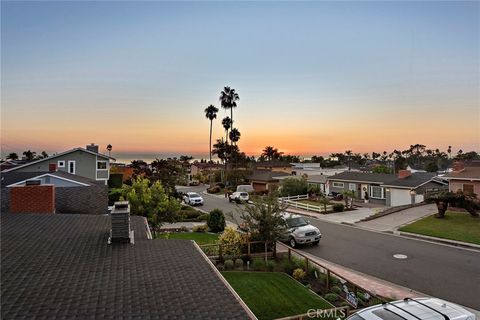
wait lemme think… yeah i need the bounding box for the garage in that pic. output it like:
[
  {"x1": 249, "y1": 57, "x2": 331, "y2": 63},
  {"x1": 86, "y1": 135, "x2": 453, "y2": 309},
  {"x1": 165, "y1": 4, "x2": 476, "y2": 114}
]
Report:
[{"x1": 389, "y1": 188, "x2": 412, "y2": 207}]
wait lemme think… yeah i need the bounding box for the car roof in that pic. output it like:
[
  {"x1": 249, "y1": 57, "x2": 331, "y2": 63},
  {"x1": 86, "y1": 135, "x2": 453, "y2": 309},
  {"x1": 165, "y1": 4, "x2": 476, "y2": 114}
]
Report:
[
  {"x1": 186, "y1": 192, "x2": 200, "y2": 196},
  {"x1": 281, "y1": 212, "x2": 302, "y2": 219},
  {"x1": 353, "y1": 298, "x2": 474, "y2": 320}
]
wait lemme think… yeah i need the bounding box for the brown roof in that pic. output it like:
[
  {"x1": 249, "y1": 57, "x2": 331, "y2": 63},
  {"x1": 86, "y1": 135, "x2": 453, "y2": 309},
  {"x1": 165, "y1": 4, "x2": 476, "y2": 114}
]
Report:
[
  {"x1": 443, "y1": 166, "x2": 480, "y2": 180},
  {"x1": 249, "y1": 170, "x2": 291, "y2": 182}
]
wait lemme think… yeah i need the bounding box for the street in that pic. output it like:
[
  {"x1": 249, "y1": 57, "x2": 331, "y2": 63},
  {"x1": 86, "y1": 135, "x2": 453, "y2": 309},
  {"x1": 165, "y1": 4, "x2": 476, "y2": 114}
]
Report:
[{"x1": 179, "y1": 185, "x2": 480, "y2": 309}]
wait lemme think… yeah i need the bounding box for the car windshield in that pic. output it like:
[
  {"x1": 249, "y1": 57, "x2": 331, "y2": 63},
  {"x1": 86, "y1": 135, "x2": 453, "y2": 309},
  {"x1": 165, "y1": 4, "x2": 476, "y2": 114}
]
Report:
[
  {"x1": 286, "y1": 217, "x2": 308, "y2": 228},
  {"x1": 240, "y1": 193, "x2": 248, "y2": 196},
  {"x1": 189, "y1": 193, "x2": 200, "y2": 198}
]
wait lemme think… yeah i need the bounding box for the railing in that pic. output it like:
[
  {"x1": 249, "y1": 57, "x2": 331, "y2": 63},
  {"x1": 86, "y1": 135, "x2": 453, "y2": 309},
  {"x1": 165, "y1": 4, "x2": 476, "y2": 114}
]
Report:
[
  {"x1": 276, "y1": 241, "x2": 387, "y2": 309},
  {"x1": 198, "y1": 240, "x2": 275, "y2": 262},
  {"x1": 279, "y1": 194, "x2": 310, "y2": 201},
  {"x1": 279, "y1": 195, "x2": 332, "y2": 213}
]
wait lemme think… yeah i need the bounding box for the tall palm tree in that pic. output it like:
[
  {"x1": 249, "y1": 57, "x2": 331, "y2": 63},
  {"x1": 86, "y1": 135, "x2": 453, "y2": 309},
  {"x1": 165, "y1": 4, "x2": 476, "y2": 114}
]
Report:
[
  {"x1": 6, "y1": 152, "x2": 18, "y2": 160},
  {"x1": 219, "y1": 86, "x2": 240, "y2": 125},
  {"x1": 22, "y1": 150, "x2": 36, "y2": 161},
  {"x1": 204, "y1": 105, "x2": 219, "y2": 162},
  {"x1": 229, "y1": 128, "x2": 241, "y2": 145},
  {"x1": 262, "y1": 146, "x2": 282, "y2": 161},
  {"x1": 107, "y1": 144, "x2": 113, "y2": 157},
  {"x1": 222, "y1": 116, "x2": 232, "y2": 143}
]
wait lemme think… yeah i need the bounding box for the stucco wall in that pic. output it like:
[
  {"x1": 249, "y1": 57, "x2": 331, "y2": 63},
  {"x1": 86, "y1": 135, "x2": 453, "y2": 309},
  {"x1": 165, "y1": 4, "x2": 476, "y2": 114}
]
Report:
[{"x1": 449, "y1": 180, "x2": 480, "y2": 194}]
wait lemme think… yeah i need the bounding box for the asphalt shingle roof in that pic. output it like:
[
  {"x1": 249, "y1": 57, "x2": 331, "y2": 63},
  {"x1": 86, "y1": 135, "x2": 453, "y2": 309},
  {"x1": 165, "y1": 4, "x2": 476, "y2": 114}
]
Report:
[
  {"x1": 1, "y1": 171, "x2": 101, "y2": 187},
  {"x1": 1, "y1": 213, "x2": 251, "y2": 319},
  {"x1": 443, "y1": 167, "x2": 480, "y2": 180},
  {"x1": 248, "y1": 170, "x2": 291, "y2": 182},
  {"x1": 328, "y1": 172, "x2": 396, "y2": 184},
  {"x1": 382, "y1": 172, "x2": 438, "y2": 188}
]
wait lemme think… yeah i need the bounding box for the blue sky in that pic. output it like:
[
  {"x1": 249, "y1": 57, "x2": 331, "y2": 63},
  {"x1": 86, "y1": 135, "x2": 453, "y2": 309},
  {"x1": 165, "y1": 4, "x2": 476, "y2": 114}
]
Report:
[{"x1": 2, "y1": 1, "x2": 479, "y2": 156}]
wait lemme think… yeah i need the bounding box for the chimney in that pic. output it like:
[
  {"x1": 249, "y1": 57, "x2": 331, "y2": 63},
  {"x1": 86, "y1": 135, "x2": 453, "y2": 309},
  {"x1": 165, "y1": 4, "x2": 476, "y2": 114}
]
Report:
[
  {"x1": 110, "y1": 201, "x2": 133, "y2": 244},
  {"x1": 397, "y1": 170, "x2": 412, "y2": 179},
  {"x1": 10, "y1": 185, "x2": 55, "y2": 214},
  {"x1": 452, "y1": 161, "x2": 465, "y2": 172},
  {"x1": 49, "y1": 163, "x2": 57, "y2": 172},
  {"x1": 86, "y1": 143, "x2": 99, "y2": 154}
]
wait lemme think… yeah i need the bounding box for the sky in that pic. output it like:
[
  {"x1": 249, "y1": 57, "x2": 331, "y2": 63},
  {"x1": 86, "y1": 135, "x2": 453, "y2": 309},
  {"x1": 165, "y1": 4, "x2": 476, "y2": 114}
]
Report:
[{"x1": 1, "y1": 1, "x2": 479, "y2": 159}]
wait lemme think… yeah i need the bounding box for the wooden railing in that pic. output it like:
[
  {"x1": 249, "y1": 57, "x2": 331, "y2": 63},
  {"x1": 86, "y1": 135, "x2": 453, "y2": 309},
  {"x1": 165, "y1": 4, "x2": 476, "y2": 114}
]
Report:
[{"x1": 278, "y1": 195, "x2": 332, "y2": 213}]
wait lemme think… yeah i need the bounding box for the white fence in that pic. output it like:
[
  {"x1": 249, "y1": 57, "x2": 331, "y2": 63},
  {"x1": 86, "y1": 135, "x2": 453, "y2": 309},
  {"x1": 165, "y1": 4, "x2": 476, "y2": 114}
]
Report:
[{"x1": 279, "y1": 195, "x2": 332, "y2": 213}]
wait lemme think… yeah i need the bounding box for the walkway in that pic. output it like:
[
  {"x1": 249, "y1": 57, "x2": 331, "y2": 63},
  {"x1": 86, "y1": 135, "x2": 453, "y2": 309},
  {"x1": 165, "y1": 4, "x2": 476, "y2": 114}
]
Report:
[
  {"x1": 285, "y1": 206, "x2": 385, "y2": 224},
  {"x1": 356, "y1": 204, "x2": 437, "y2": 232}
]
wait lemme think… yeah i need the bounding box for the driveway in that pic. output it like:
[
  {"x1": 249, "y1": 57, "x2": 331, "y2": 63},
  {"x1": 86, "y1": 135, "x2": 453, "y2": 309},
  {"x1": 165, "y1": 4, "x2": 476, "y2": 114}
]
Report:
[{"x1": 356, "y1": 204, "x2": 438, "y2": 232}]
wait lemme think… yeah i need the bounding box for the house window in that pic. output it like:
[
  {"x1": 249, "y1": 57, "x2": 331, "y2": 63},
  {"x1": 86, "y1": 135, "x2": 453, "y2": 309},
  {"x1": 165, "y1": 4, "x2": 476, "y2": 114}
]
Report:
[
  {"x1": 348, "y1": 183, "x2": 356, "y2": 191},
  {"x1": 57, "y1": 160, "x2": 65, "y2": 168},
  {"x1": 333, "y1": 182, "x2": 344, "y2": 188},
  {"x1": 97, "y1": 161, "x2": 107, "y2": 170},
  {"x1": 370, "y1": 186, "x2": 385, "y2": 199},
  {"x1": 463, "y1": 184, "x2": 474, "y2": 195},
  {"x1": 68, "y1": 161, "x2": 76, "y2": 174}
]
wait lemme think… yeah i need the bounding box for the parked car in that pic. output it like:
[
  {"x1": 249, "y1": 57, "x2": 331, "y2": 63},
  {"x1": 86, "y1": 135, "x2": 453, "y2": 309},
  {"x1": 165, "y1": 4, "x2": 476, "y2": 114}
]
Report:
[
  {"x1": 278, "y1": 213, "x2": 321, "y2": 248},
  {"x1": 229, "y1": 191, "x2": 249, "y2": 203},
  {"x1": 183, "y1": 192, "x2": 204, "y2": 206},
  {"x1": 347, "y1": 297, "x2": 476, "y2": 320},
  {"x1": 328, "y1": 191, "x2": 343, "y2": 201},
  {"x1": 188, "y1": 180, "x2": 200, "y2": 186}
]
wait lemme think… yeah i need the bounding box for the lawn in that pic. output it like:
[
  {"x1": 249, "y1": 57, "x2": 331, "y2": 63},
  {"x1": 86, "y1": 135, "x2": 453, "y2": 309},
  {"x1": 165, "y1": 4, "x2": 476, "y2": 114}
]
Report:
[
  {"x1": 157, "y1": 232, "x2": 219, "y2": 245},
  {"x1": 399, "y1": 211, "x2": 480, "y2": 245},
  {"x1": 222, "y1": 271, "x2": 333, "y2": 320}
]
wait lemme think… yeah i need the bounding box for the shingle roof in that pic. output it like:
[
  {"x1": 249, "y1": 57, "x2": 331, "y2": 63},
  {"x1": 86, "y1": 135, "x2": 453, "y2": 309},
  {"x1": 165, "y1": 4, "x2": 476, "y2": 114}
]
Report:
[
  {"x1": 382, "y1": 172, "x2": 438, "y2": 188},
  {"x1": 328, "y1": 172, "x2": 395, "y2": 184},
  {"x1": 249, "y1": 170, "x2": 291, "y2": 182},
  {"x1": 1, "y1": 170, "x2": 101, "y2": 188},
  {"x1": 1, "y1": 213, "x2": 251, "y2": 319},
  {"x1": 443, "y1": 166, "x2": 480, "y2": 180},
  {"x1": 306, "y1": 175, "x2": 328, "y2": 184}
]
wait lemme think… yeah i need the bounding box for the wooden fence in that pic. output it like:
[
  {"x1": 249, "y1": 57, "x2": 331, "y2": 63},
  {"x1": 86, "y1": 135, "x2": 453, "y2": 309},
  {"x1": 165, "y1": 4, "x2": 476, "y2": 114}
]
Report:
[
  {"x1": 279, "y1": 195, "x2": 332, "y2": 213},
  {"x1": 198, "y1": 240, "x2": 275, "y2": 262}
]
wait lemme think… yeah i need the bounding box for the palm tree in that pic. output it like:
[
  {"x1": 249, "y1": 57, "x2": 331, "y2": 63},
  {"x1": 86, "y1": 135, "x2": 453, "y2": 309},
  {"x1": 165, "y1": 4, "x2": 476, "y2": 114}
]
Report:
[
  {"x1": 107, "y1": 144, "x2": 113, "y2": 157},
  {"x1": 229, "y1": 128, "x2": 241, "y2": 145},
  {"x1": 318, "y1": 196, "x2": 331, "y2": 213},
  {"x1": 6, "y1": 152, "x2": 18, "y2": 160},
  {"x1": 22, "y1": 150, "x2": 36, "y2": 161},
  {"x1": 204, "y1": 105, "x2": 219, "y2": 162},
  {"x1": 345, "y1": 150, "x2": 353, "y2": 170},
  {"x1": 262, "y1": 146, "x2": 282, "y2": 161},
  {"x1": 447, "y1": 146, "x2": 452, "y2": 159},
  {"x1": 222, "y1": 116, "x2": 232, "y2": 143},
  {"x1": 219, "y1": 86, "x2": 240, "y2": 125}
]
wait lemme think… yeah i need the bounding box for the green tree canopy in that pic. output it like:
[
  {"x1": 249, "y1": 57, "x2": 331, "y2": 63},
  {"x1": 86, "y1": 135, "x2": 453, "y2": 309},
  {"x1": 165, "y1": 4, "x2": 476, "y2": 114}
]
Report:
[{"x1": 280, "y1": 178, "x2": 308, "y2": 197}]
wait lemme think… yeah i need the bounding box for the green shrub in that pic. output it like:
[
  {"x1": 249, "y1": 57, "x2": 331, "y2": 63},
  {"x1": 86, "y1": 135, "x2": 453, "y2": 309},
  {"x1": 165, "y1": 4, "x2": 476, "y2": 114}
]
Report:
[
  {"x1": 293, "y1": 268, "x2": 306, "y2": 281},
  {"x1": 308, "y1": 266, "x2": 320, "y2": 279},
  {"x1": 266, "y1": 260, "x2": 276, "y2": 272},
  {"x1": 207, "y1": 186, "x2": 221, "y2": 194},
  {"x1": 280, "y1": 178, "x2": 308, "y2": 197},
  {"x1": 324, "y1": 293, "x2": 338, "y2": 303},
  {"x1": 108, "y1": 173, "x2": 124, "y2": 189},
  {"x1": 252, "y1": 258, "x2": 266, "y2": 271},
  {"x1": 198, "y1": 213, "x2": 210, "y2": 221},
  {"x1": 192, "y1": 224, "x2": 208, "y2": 233},
  {"x1": 219, "y1": 227, "x2": 244, "y2": 257},
  {"x1": 208, "y1": 209, "x2": 226, "y2": 233},
  {"x1": 235, "y1": 258, "x2": 244, "y2": 269},
  {"x1": 108, "y1": 188, "x2": 123, "y2": 206},
  {"x1": 179, "y1": 208, "x2": 202, "y2": 221},
  {"x1": 281, "y1": 259, "x2": 295, "y2": 275},
  {"x1": 333, "y1": 203, "x2": 345, "y2": 212},
  {"x1": 331, "y1": 285, "x2": 342, "y2": 294},
  {"x1": 224, "y1": 259, "x2": 234, "y2": 270}
]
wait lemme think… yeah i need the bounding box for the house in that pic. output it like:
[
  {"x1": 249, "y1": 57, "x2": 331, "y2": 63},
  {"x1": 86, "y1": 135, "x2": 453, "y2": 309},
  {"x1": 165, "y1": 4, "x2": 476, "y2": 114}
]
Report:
[
  {"x1": 443, "y1": 161, "x2": 480, "y2": 195},
  {"x1": 327, "y1": 170, "x2": 447, "y2": 206},
  {"x1": 1, "y1": 144, "x2": 115, "y2": 185},
  {"x1": 248, "y1": 170, "x2": 291, "y2": 193},
  {"x1": 290, "y1": 163, "x2": 356, "y2": 177},
  {"x1": 1, "y1": 210, "x2": 254, "y2": 319},
  {"x1": 1, "y1": 170, "x2": 108, "y2": 215},
  {"x1": 254, "y1": 161, "x2": 293, "y2": 174},
  {"x1": 190, "y1": 162, "x2": 223, "y2": 181},
  {"x1": 306, "y1": 174, "x2": 329, "y2": 194}
]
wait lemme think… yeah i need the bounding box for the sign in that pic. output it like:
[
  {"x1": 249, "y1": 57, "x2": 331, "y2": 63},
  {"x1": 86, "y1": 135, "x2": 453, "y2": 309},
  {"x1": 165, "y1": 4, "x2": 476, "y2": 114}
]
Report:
[{"x1": 346, "y1": 292, "x2": 358, "y2": 308}]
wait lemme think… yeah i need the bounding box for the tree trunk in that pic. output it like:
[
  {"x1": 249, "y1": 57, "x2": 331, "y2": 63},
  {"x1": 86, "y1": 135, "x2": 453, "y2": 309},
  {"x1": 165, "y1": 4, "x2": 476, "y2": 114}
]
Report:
[
  {"x1": 435, "y1": 201, "x2": 448, "y2": 218},
  {"x1": 209, "y1": 120, "x2": 212, "y2": 162}
]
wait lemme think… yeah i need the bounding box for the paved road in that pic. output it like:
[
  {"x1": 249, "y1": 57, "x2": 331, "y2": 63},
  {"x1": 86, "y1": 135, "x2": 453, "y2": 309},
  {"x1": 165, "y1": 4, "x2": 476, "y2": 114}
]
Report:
[{"x1": 178, "y1": 185, "x2": 480, "y2": 309}]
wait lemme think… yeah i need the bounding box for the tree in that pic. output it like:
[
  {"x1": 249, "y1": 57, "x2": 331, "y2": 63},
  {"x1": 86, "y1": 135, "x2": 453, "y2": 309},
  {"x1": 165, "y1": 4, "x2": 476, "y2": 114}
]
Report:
[
  {"x1": 239, "y1": 193, "x2": 287, "y2": 242},
  {"x1": 229, "y1": 128, "x2": 241, "y2": 145},
  {"x1": 318, "y1": 196, "x2": 331, "y2": 213},
  {"x1": 6, "y1": 152, "x2": 18, "y2": 160},
  {"x1": 373, "y1": 165, "x2": 393, "y2": 174},
  {"x1": 426, "y1": 191, "x2": 479, "y2": 218},
  {"x1": 212, "y1": 139, "x2": 228, "y2": 164},
  {"x1": 342, "y1": 190, "x2": 355, "y2": 209},
  {"x1": 280, "y1": 178, "x2": 307, "y2": 197},
  {"x1": 204, "y1": 104, "x2": 219, "y2": 162},
  {"x1": 22, "y1": 150, "x2": 36, "y2": 161},
  {"x1": 208, "y1": 209, "x2": 226, "y2": 233},
  {"x1": 425, "y1": 162, "x2": 439, "y2": 173},
  {"x1": 222, "y1": 116, "x2": 232, "y2": 144},
  {"x1": 344, "y1": 150, "x2": 353, "y2": 170},
  {"x1": 262, "y1": 146, "x2": 283, "y2": 161},
  {"x1": 219, "y1": 86, "x2": 240, "y2": 125},
  {"x1": 107, "y1": 144, "x2": 112, "y2": 157},
  {"x1": 447, "y1": 145, "x2": 452, "y2": 159},
  {"x1": 121, "y1": 177, "x2": 181, "y2": 237},
  {"x1": 39, "y1": 151, "x2": 49, "y2": 159}
]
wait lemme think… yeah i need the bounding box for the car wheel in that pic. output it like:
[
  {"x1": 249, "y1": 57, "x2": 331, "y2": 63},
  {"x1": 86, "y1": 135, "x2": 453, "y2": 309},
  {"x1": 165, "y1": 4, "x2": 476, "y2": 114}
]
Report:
[
  {"x1": 289, "y1": 237, "x2": 297, "y2": 248},
  {"x1": 313, "y1": 241, "x2": 320, "y2": 246}
]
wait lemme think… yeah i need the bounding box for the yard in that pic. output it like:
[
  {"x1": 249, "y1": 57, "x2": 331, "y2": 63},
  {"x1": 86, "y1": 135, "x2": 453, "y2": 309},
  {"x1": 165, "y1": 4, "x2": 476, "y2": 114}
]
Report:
[
  {"x1": 399, "y1": 211, "x2": 480, "y2": 245},
  {"x1": 222, "y1": 271, "x2": 333, "y2": 320},
  {"x1": 157, "y1": 232, "x2": 219, "y2": 245}
]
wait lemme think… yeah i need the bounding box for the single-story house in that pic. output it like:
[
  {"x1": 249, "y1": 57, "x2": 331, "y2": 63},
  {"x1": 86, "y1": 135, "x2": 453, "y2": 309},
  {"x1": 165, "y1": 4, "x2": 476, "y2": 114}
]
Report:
[
  {"x1": 327, "y1": 170, "x2": 448, "y2": 206},
  {"x1": 442, "y1": 161, "x2": 480, "y2": 195},
  {"x1": 249, "y1": 170, "x2": 291, "y2": 193},
  {"x1": 306, "y1": 174, "x2": 329, "y2": 194},
  {"x1": 1, "y1": 144, "x2": 115, "y2": 185},
  {"x1": 1, "y1": 211, "x2": 254, "y2": 319},
  {"x1": 290, "y1": 163, "x2": 357, "y2": 177}
]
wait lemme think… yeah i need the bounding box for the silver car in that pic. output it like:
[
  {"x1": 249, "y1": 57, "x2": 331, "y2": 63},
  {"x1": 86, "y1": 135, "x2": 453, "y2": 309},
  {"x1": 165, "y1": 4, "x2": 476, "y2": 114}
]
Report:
[
  {"x1": 279, "y1": 213, "x2": 321, "y2": 248},
  {"x1": 183, "y1": 192, "x2": 204, "y2": 206}
]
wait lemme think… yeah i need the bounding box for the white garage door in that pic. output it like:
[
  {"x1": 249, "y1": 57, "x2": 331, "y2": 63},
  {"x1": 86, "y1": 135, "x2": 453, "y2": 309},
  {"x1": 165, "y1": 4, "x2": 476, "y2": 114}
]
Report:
[{"x1": 390, "y1": 189, "x2": 411, "y2": 207}]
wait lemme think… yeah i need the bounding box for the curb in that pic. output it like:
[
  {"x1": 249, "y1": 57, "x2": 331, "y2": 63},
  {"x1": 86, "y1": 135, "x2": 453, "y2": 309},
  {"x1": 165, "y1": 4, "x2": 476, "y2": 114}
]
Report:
[{"x1": 394, "y1": 231, "x2": 480, "y2": 251}]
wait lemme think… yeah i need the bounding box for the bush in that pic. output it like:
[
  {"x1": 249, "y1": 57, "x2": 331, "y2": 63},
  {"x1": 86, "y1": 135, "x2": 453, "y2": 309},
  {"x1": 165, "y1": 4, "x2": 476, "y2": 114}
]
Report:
[
  {"x1": 208, "y1": 209, "x2": 226, "y2": 233},
  {"x1": 108, "y1": 188, "x2": 123, "y2": 206},
  {"x1": 198, "y1": 213, "x2": 209, "y2": 221},
  {"x1": 308, "y1": 266, "x2": 320, "y2": 279},
  {"x1": 108, "y1": 173, "x2": 124, "y2": 189},
  {"x1": 281, "y1": 259, "x2": 295, "y2": 275},
  {"x1": 235, "y1": 258, "x2": 244, "y2": 269},
  {"x1": 219, "y1": 227, "x2": 244, "y2": 257},
  {"x1": 192, "y1": 224, "x2": 208, "y2": 233},
  {"x1": 324, "y1": 293, "x2": 338, "y2": 303},
  {"x1": 333, "y1": 203, "x2": 345, "y2": 212},
  {"x1": 293, "y1": 268, "x2": 306, "y2": 281},
  {"x1": 331, "y1": 285, "x2": 342, "y2": 294},
  {"x1": 224, "y1": 259, "x2": 234, "y2": 270},
  {"x1": 207, "y1": 186, "x2": 221, "y2": 194},
  {"x1": 280, "y1": 178, "x2": 308, "y2": 197},
  {"x1": 252, "y1": 258, "x2": 266, "y2": 271},
  {"x1": 266, "y1": 260, "x2": 276, "y2": 272},
  {"x1": 179, "y1": 208, "x2": 202, "y2": 221}
]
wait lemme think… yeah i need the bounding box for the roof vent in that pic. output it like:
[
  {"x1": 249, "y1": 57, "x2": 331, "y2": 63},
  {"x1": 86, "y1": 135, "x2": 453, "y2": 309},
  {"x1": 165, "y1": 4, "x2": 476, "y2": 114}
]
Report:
[
  {"x1": 109, "y1": 201, "x2": 134, "y2": 244},
  {"x1": 25, "y1": 179, "x2": 41, "y2": 186}
]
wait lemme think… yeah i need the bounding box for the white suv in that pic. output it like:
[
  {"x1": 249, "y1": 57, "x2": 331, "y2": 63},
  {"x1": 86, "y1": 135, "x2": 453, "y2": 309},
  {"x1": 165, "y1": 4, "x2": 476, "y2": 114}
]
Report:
[
  {"x1": 278, "y1": 213, "x2": 321, "y2": 248},
  {"x1": 229, "y1": 192, "x2": 249, "y2": 203},
  {"x1": 347, "y1": 298, "x2": 476, "y2": 320},
  {"x1": 183, "y1": 192, "x2": 204, "y2": 206}
]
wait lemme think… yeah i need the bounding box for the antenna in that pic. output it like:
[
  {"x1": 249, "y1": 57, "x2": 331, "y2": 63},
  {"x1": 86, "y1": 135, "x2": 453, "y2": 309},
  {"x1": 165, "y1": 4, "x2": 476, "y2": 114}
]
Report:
[{"x1": 404, "y1": 298, "x2": 450, "y2": 320}]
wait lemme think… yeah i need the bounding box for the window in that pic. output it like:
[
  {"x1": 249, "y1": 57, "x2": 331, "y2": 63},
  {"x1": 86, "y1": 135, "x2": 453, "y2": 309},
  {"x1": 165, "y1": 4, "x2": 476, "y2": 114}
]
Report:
[
  {"x1": 57, "y1": 160, "x2": 65, "y2": 168},
  {"x1": 97, "y1": 161, "x2": 107, "y2": 170},
  {"x1": 463, "y1": 184, "x2": 474, "y2": 195},
  {"x1": 349, "y1": 183, "x2": 356, "y2": 191},
  {"x1": 68, "y1": 161, "x2": 76, "y2": 174},
  {"x1": 333, "y1": 182, "x2": 344, "y2": 188},
  {"x1": 370, "y1": 186, "x2": 385, "y2": 199}
]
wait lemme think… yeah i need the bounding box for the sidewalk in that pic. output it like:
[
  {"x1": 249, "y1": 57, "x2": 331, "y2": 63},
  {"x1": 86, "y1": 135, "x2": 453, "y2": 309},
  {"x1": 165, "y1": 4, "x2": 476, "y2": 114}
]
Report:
[
  {"x1": 356, "y1": 204, "x2": 437, "y2": 232},
  {"x1": 285, "y1": 206, "x2": 385, "y2": 224}
]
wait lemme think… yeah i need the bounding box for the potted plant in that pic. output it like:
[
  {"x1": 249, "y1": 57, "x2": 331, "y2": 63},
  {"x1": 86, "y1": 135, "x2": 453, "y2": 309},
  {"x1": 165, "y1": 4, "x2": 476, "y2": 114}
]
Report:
[{"x1": 364, "y1": 191, "x2": 370, "y2": 204}]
